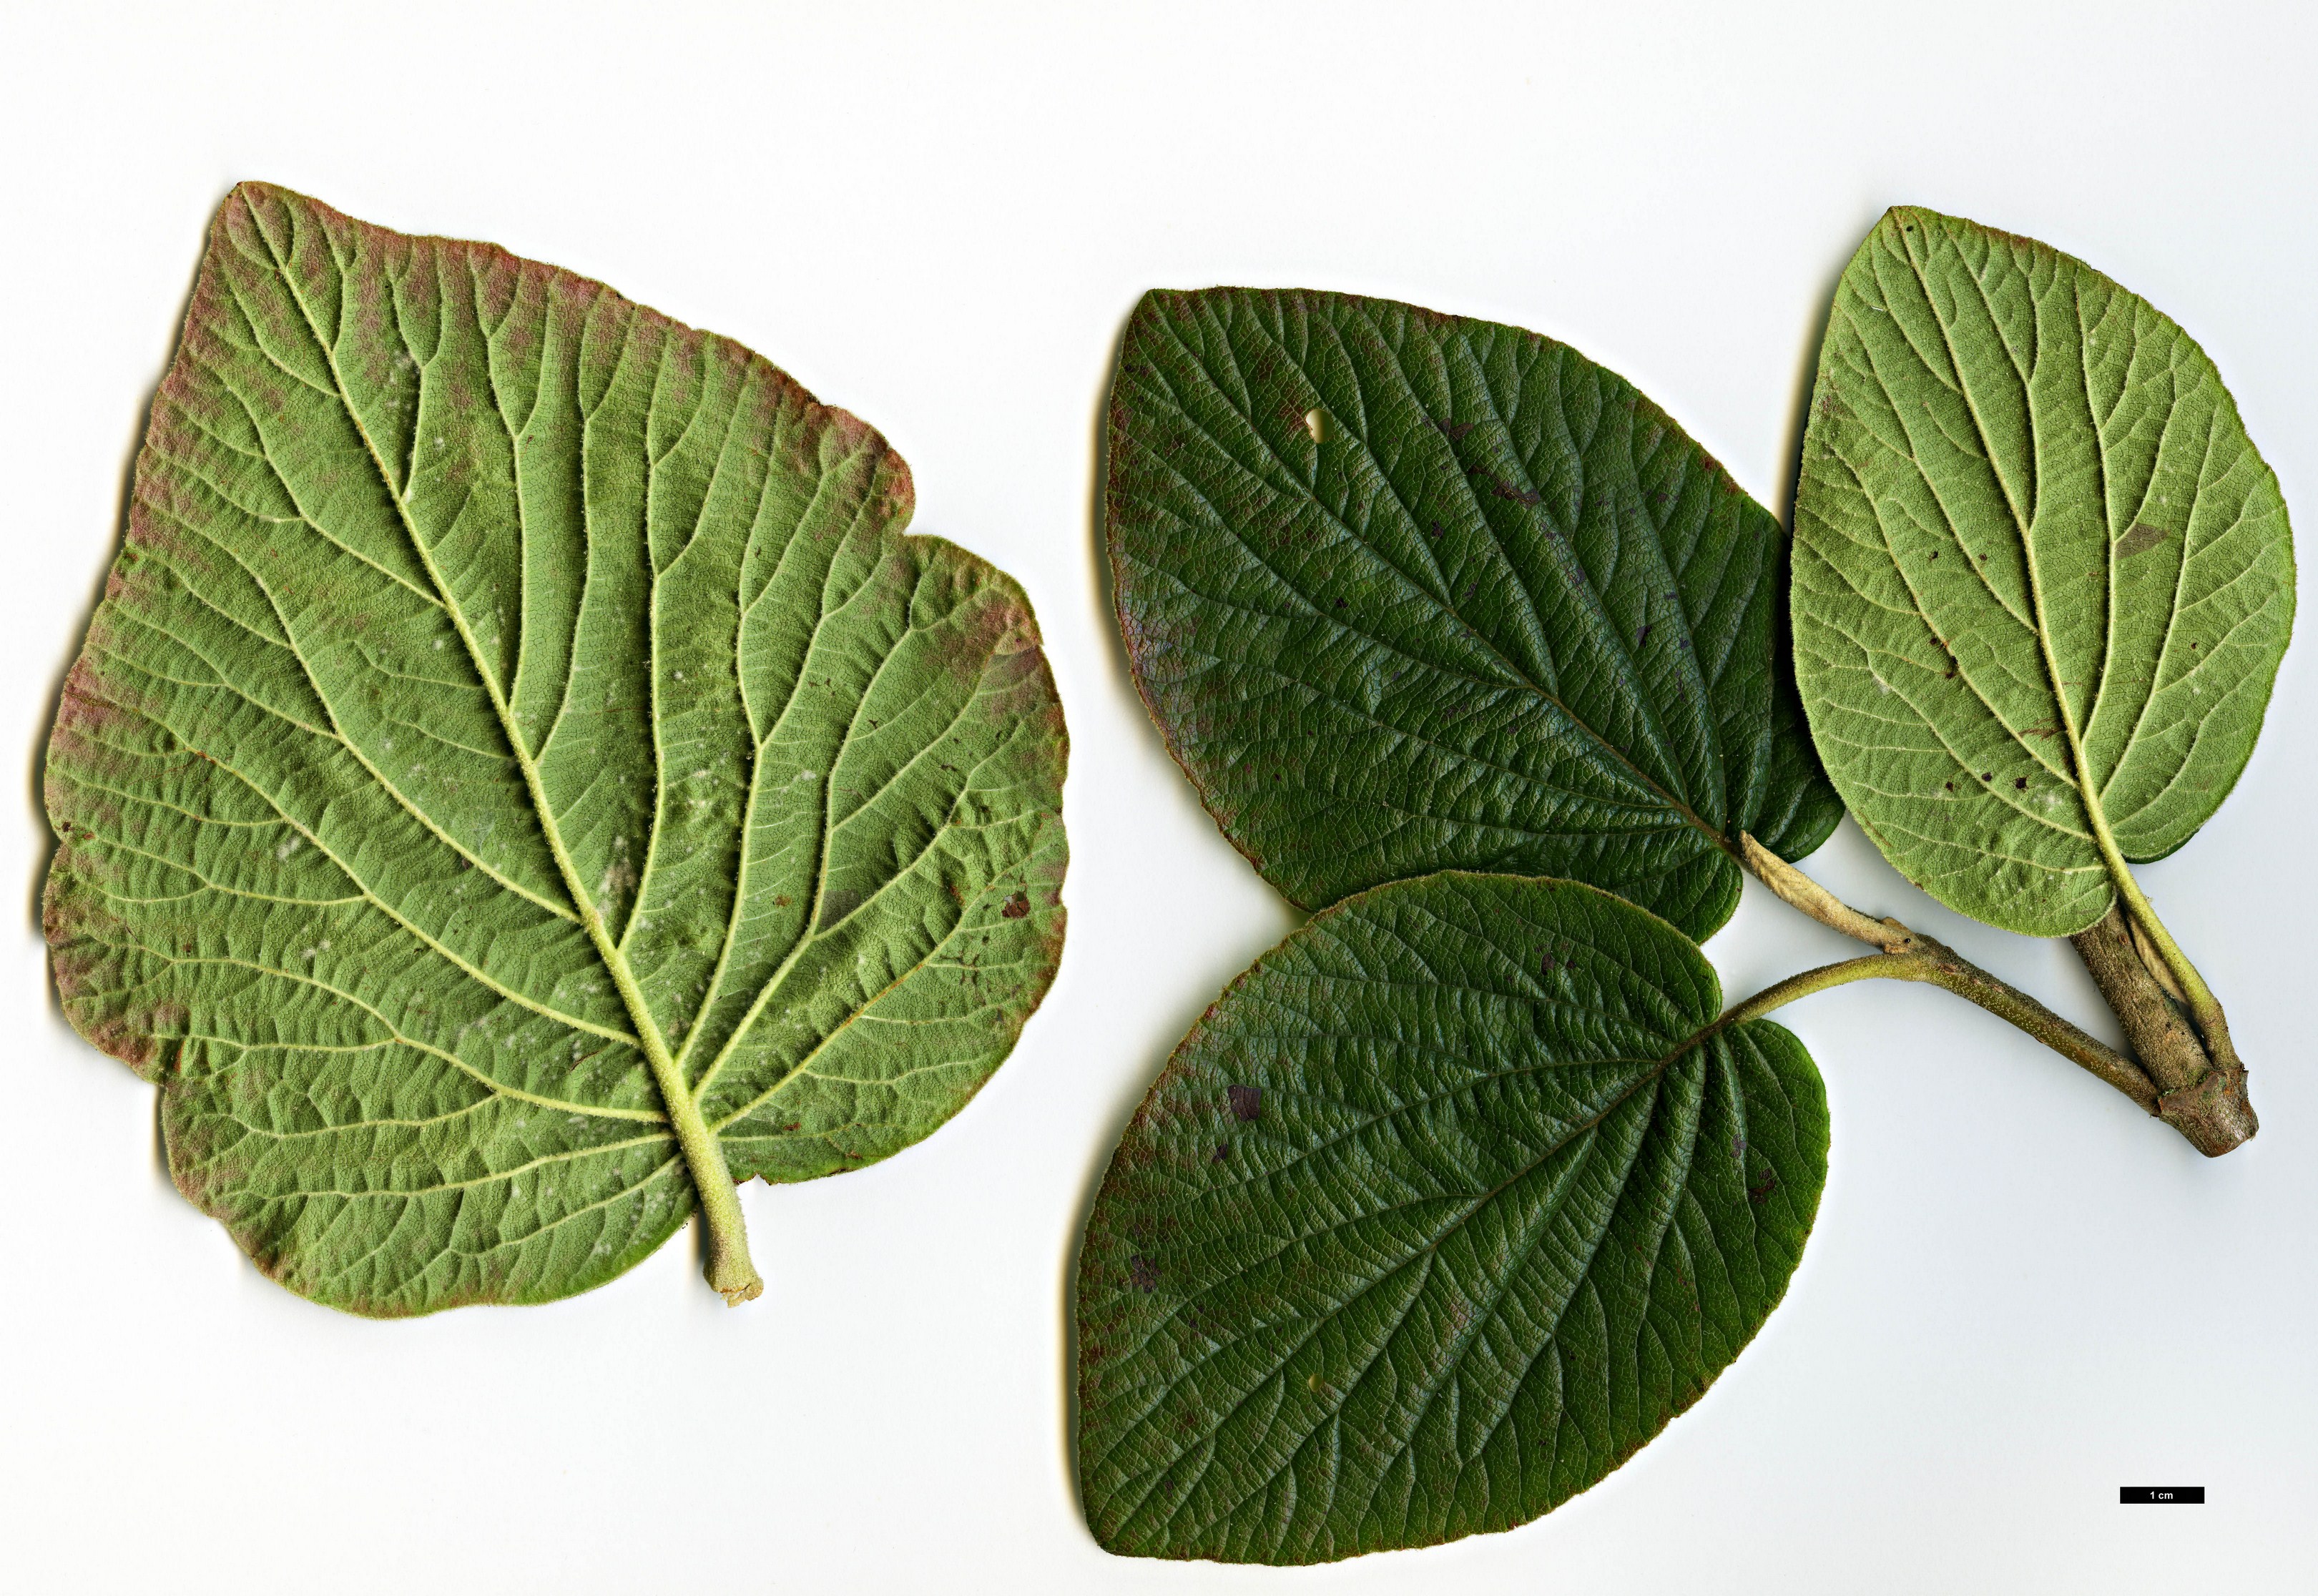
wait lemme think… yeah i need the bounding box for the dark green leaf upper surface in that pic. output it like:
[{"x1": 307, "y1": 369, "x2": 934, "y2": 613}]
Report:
[
  {"x1": 43, "y1": 184, "x2": 1068, "y2": 1314},
  {"x1": 1794, "y1": 207, "x2": 2294, "y2": 935},
  {"x1": 1106, "y1": 289, "x2": 1840, "y2": 941},
  {"x1": 1076, "y1": 873, "x2": 1825, "y2": 1563}
]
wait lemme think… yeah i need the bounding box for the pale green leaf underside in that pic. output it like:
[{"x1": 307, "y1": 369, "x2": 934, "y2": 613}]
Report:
[
  {"x1": 44, "y1": 184, "x2": 1068, "y2": 1314},
  {"x1": 1076, "y1": 873, "x2": 1825, "y2": 1563},
  {"x1": 1107, "y1": 288, "x2": 1840, "y2": 945},
  {"x1": 1793, "y1": 207, "x2": 2294, "y2": 936}
]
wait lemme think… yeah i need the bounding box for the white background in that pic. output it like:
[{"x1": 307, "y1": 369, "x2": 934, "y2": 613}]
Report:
[{"x1": 4, "y1": 3, "x2": 2314, "y2": 1590}]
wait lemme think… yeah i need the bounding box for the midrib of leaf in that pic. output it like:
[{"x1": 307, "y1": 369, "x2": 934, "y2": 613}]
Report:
[
  {"x1": 1129, "y1": 346, "x2": 1738, "y2": 864},
  {"x1": 251, "y1": 224, "x2": 742, "y2": 1222},
  {"x1": 1830, "y1": 267, "x2": 2068, "y2": 830},
  {"x1": 2078, "y1": 287, "x2": 2128, "y2": 786},
  {"x1": 1900, "y1": 240, "x2": 2133, "y2": 893}
]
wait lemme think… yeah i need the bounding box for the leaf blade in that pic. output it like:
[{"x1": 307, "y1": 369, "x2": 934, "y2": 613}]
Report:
[
  {"x1": 1106, "y1": 288, "x2": 1839, "y2": 941},
  {"x1": 1792, "y1": 207, "x2": 2295, "y2": 934},
  {"x1": 44, "y1": 183, "x2": 1069, "y2": 1313},
  {"x1": 1075, "y1": 872, "x2": 1825, "y2": 1562}
]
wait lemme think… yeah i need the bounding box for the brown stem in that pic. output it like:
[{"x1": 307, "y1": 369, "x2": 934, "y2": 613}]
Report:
[
  {"x1": 1737, "y1": 834, "x2": 2164, "y2": 1121},
  {"x1": 2071, "y1": 905, "x2": 2255, "y2": 1157}
]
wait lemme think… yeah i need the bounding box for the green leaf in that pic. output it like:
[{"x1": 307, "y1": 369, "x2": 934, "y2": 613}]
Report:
[
  {"x1": 1106, "y1": 288, "x2": 1840, "y2": 942},
  {"x1": 1792, "y1": 207, "x2": 2295, "y2": 936},
  {"x1": 42, "y1": 183, "x2": 1068, "y2": 1315},
  {"x1": 1076, "y1": 872, "x2": 1825, "y2": 1563}
]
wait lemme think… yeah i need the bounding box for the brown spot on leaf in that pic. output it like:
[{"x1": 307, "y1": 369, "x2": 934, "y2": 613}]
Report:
[
  {"x1": 1001, "y1": 891, "x2": 1030, "y2": 920},
  {"x1": 82, "y1": 1013, "x2": 159, "y2": 1075},
  {"x1": 1470, "y1": 468, "x2": 1543, "y2": 507},
  {"x1": 1227, "y1": 1085, "x2": 1262, "y2": 1122},
  {"x1": 54, "y1": 657, "x2": 132, "y2": 738},
  {"x1": 2116, "y1": 522, "x2": 2170, "y2": 559},
  {"x1": 1129, "y1": 1254, "x2": 1159, "y2": 1293}
]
